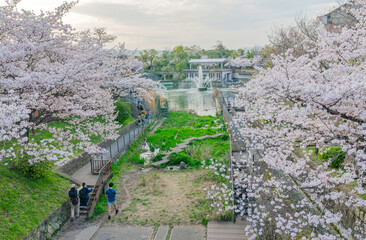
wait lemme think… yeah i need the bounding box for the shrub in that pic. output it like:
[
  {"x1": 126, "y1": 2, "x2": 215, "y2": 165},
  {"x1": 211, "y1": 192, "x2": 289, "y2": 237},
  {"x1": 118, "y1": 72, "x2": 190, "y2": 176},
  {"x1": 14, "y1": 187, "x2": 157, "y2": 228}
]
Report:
[
  {"x1": 220, "y1": 134, "x2": 229, "y2": 141},
  {"x1": 169, "y1": 152, "x2": 190, "y2": 165},
  {"x1": 168, "y1": 151, "x2": 201, "y2": 167},
  {"x1": 130, "y1": 154, "x2": 145, "y2": 164},
  {"x1": 149, "y1": 143, "x2": 155, "y2": 152},
  {"x1": 14, "y1": 156, "x2": 53, "y2": 179},
  {"x1": 190, "y1": 158, "x2": 201, "y2": 168},
  {"x1": 152, "y1": 153, "x2": 165, "y2": 162},
  {"x1": 319, "y1": 146, "x2": 346, "y2": 168},
  {"x1": 114, "y1": 100, "x2": 132, "y2": 125}
]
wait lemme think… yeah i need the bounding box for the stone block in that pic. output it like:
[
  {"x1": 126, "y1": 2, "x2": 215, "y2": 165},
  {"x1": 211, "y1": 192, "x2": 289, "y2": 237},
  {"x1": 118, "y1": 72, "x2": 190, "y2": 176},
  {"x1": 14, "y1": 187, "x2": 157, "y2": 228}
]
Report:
[
  {"x1": 169, "y1": 226, "x2": 205, "y2": 240},
  {"x1": 23, "y1": 200, "x2": 70, "y2": 240}
]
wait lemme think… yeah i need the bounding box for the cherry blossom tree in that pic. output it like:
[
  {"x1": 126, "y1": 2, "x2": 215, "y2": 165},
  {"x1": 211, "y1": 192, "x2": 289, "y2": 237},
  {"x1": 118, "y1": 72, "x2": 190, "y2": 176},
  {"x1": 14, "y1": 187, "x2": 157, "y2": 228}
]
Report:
[
  {"x1": 226, "y1": 55, "x2": 264, "y2": 69},
  {"x1": 211, "y1": 1, "x2": 366, "y2": 239},
  {"x1": 103, "y1": 42, "x2": 163, "y2": 101},
  {"x1": 0, "y1": 1, "x2": 162, "y2": 171}
]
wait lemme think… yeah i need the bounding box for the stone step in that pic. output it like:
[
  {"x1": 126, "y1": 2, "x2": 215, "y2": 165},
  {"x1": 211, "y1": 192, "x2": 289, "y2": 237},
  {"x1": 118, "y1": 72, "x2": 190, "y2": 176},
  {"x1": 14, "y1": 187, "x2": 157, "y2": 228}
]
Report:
[
  {"x1": 142, "y1": 168, "x2": 152, "y2": 173},
  {"x1": 169, "y1": 226, "x2": 205, "y2": 240},
  {"x1": 154, "y1": 226, "x2": 169, "y2": 240},
  {"x1": 151, "y1": 159, "x2": 170, "y2": 166}
]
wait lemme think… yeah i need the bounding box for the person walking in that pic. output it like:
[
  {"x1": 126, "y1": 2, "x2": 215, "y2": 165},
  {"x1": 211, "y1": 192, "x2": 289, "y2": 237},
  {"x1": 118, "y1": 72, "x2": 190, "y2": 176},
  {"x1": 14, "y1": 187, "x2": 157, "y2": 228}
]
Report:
[
  {"x1": 226, "y1": 101, "x2": 232, "y2": 111},
  {"x1": 79, "y1": 183, "x2": 93, "y2": 213},
  {"x1": 68, "y1": 184, "x2": 79, "y2": 221},
  {"x1": 106, "y1": 182, "x2": 119, "y2": 220}
]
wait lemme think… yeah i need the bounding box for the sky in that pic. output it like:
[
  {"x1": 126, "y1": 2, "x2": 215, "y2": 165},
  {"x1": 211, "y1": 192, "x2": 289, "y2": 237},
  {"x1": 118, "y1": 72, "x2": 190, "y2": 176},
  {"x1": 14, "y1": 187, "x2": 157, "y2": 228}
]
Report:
[{"x1": 1, "y1": 0, "x2": 340, "y2": 50}]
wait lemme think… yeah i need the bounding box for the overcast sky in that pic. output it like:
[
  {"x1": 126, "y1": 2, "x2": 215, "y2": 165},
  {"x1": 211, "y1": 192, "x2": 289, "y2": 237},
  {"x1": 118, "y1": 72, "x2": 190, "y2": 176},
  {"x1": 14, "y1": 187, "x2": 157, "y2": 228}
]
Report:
[{"x1": 2, "y1": 0, "x2": 340, "y2": 50}]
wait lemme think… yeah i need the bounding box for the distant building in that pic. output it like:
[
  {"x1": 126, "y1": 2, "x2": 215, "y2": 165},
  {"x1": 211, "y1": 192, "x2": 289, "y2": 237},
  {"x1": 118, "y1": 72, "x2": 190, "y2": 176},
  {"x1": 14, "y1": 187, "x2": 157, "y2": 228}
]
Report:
[
  {"x1": 321, "y1": 2, "x2": 357, "y2": 30},
  {"x1": 183, "y1": 59, "x2": 234, "y2": 82}
]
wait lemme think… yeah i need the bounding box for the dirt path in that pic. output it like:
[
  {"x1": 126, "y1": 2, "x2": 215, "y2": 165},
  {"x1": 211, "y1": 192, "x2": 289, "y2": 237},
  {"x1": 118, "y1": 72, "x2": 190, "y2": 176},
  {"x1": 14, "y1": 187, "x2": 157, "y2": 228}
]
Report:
[
  {"x1": 116, "y1": 169, "x2": 216, "y2": 226},
  {"x1": 118, "y1": 170, "x2": 144, "y2": 210}
]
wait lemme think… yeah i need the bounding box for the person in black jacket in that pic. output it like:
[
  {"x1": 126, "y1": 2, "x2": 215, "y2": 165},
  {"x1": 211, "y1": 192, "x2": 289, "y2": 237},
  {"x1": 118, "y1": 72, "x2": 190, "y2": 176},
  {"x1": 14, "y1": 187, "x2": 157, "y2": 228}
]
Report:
[
  {"x1": 79, "y1": 183, "x2": 93, "y2": 213},
  {"x1": 68, "y1": 184, "x2": 79, "y2": 221}
]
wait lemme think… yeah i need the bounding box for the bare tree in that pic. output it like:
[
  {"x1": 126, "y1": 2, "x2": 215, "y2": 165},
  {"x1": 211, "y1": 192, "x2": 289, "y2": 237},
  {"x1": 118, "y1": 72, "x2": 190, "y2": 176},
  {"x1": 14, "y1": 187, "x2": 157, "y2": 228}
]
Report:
[{"x1": 268, "y1": 15, "x2": 320, "y2": 57}]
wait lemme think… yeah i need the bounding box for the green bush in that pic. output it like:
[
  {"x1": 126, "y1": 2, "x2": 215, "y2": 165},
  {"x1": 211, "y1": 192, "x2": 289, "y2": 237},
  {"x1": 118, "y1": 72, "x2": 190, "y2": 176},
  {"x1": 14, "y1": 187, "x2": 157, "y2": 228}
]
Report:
[
  {"x1": 130, "y1": 154, "x2": 145, "y2": 164},
  {"x1": 168, "y1": 151, "x2": 201, "y2": 167},
  {"x1": 152, "y1": 153, "x2": 165, "y2": 162},
  {"x1": 114, "y1": 100, "x2": 132, "y2": 125},
  {"x1": 13, "y1": 152, "x2": 53, "y2": 179},
  {"x1": 319, "y1": 146, "x2": 346, "y2": 168},
  {"x1": 190, "y1": 158, "x2": 201, "y2": 168},
  {"x1": 169, "y1": 152, "x2": 190, "y2": 165},
  {"x1": 149, "y1": 143, "x2": 155, "y2": 152}
]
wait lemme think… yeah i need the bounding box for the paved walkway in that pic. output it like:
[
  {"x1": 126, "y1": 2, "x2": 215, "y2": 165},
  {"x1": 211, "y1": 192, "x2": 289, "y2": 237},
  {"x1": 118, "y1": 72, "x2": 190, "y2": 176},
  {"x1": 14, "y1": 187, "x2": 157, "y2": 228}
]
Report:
[
  {"x1": 152, "y1": 133, "x2": 224, "y2": 166},
  {"x1": 71, "y1": 163, "x2": 99, "y2": 186},
  {"x1": 55, "y1": 221, "x2": 206, "y2": 240}
]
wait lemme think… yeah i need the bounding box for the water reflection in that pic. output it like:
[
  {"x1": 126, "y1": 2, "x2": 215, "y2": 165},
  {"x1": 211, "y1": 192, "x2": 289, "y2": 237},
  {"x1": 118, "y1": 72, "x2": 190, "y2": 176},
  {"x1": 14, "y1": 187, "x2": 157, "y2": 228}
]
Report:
[{"x1": 164, "y1": 88, "x2": 234, "y2": 116}]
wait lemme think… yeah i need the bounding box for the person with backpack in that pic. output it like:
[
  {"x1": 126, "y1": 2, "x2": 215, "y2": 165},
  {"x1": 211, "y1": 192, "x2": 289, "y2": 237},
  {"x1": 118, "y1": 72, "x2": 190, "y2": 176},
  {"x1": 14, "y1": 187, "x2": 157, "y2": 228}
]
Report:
[
  {"x1": 106, "y1": 182, "x2": 119, "y2": 220},
  {"x1": 68, "y1": 184, "x2": 79, "y2": 221},
  {"x1": 79, "y1": 183, "x2": 93, "y2": 213}
]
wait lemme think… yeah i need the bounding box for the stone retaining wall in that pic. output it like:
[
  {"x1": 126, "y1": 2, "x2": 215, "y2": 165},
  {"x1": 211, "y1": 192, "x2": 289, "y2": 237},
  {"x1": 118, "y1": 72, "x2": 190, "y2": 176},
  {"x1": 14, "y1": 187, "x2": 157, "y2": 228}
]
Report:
[
  {"x1": 58, "y1": 152, "x2": 90, "y2": 176},
  {"x1": 23, "y1": 200, "x2": 70, "y2": 240}
]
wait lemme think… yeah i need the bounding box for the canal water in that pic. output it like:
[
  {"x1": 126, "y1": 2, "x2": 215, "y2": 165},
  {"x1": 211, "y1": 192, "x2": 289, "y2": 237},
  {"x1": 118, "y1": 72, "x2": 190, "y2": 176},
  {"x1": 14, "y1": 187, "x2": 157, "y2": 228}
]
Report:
[{"x1": 164, "y1": 88, "x2": 235, "y2": 116}]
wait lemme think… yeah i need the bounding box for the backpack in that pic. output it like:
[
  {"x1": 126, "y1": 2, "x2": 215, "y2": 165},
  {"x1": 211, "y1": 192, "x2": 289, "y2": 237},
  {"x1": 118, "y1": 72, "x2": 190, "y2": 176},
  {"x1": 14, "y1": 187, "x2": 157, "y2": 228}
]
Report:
[
  {"x1": 69, "y1": 188, "x2": 78, "y2": 205},
  {"x1": 79, "y1": 188, "x2": 87, "y2": 199}
]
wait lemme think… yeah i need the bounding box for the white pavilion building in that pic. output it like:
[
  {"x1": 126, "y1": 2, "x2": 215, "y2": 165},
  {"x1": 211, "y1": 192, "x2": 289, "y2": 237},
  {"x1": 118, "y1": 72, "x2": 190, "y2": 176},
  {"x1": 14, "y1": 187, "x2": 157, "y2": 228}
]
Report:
[{"x1": 183, "y1": 59, "x2": 234, "y2": 82}]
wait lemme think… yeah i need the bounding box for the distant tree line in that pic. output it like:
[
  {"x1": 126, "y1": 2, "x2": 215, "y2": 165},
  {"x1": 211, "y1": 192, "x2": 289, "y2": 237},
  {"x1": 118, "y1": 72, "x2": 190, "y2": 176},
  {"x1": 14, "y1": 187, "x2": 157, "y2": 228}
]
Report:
[{"x1": 138, "y1": 41, "x2": 266, "y2": 80}]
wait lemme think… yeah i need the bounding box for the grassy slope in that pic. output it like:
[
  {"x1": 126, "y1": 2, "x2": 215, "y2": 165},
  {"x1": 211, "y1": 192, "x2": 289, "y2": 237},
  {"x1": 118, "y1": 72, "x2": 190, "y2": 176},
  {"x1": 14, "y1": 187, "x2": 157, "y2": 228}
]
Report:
[{"x1": 0, "y1": 164, "x2": 71, "y2": 240}]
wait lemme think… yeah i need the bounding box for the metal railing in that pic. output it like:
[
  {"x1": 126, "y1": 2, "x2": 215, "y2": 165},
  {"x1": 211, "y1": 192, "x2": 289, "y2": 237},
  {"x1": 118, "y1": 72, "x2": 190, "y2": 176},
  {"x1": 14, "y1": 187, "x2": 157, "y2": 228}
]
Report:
[
  {"x1": 221, "y1": 95, "x2": 238, "y2": 109},
  {"x1": 87, "y1": 159, "x2": 112, "y2": 217},
  {"x1": 220, "y1": 93, "x2": 243, "y2": 143},
  {"x1": 91, "y1": 115, "x2": 154, "y2": 174}
]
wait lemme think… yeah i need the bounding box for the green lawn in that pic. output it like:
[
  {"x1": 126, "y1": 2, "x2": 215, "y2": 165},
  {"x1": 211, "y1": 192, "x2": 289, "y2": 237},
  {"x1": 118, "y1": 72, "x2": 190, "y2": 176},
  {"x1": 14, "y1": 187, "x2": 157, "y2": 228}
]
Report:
[
  {"x1": 0, "y1": 163, "x2": 71, "y2": 240},
  {"x1": 147, "y1": 111, "x2": 226, "y2": 151},
  {"x1": 161, "y1": 111, "x2": 224, "y2": 129}
]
